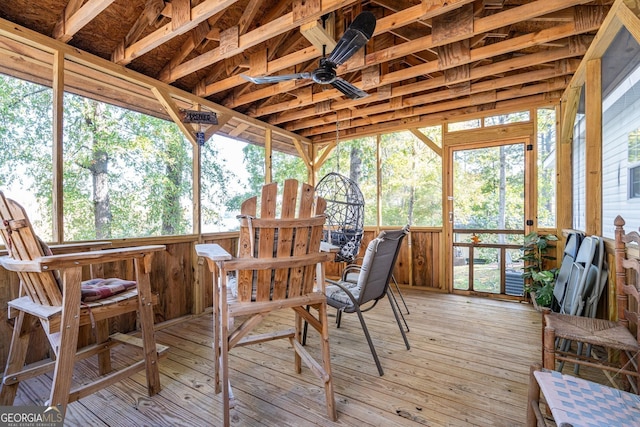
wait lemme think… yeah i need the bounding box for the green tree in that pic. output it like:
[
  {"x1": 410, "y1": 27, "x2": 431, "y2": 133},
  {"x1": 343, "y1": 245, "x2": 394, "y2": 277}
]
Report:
[
  {"x1": 0, "y1": 76, "x2": 54, "y2": 238},
  {"x1": 537, "y1": 108, "x2": 556, "y2": 228},
  {"x1": 319, "y1": 137, "x2": 378, "y2": 225},
  {"x1": 1, "y1": 75, "x2": 200, "y2": 240},
  {"x1": 380, "y1": 129, "x2": 442, "y2": 227}
]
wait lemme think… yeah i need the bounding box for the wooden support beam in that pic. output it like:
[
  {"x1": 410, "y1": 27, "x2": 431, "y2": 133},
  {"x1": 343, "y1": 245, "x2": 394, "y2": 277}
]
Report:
[
  {"x1": 300, "y1": 19, "x2": 337, "y2": 54},
  {"x1": 52, "y1": 50, "x2": 65, "y2": 243},
  {"x1": 151, "y1": 87, "x2": 197, "y2": 146},
  {"x1": 410, "y1": 129, "x2": 442, "y2": 157},
  {"x1": 203, "y1": 0, "x2": 595, "y2": 102},
  {"x1": 112, "y1": 0, "x2": 240, "y2": 65},
  {"x1": 234, "y1": 16, "x2": 601, "y2": 112},
  {"x1": 311, "y1": 93, "x2": 560, "y2": 144},
  {"x1": 293, "y1": 138, "x2": 313, "y2": 168},
  {"x1": 280, "y1": 55, "x2": 577, "y2": 131},
  {"x1": 305, "y1": 79, "x2": 567, "y2": 139},
  {"x1": 53, "y1": 0, "x2": 116, "y2": 43},
  {"x1": 585, "y1": 58, "x2": 602, "y2": 236},
  {"x1": 156, "y1": 20, "x2": 212, "y2": 81},
  {"x1": 265, "y1": 128, "x2": 272, "y2": 184},
  {"x1": 314, "y1": 141, "x2": 337, "y2": 169},
  {"x1": 159, "y1": 0, "x2": 355, "y2": 82},
  {"x1": 193, "y1": 143, "x2": 202, "y2": 237},
  {"x1": 238, "y1": 0, "x2": 263, "y2": 34},
  {"x1": 122, "y1": 0, "x2": 166, "y2": 49}
]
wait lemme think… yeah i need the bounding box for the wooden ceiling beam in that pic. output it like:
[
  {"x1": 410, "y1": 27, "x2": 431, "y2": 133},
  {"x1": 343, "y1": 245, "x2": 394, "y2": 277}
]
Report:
[
  {"x1": 310, "y1": 93, "x2": 562, "y2": 144},
  {"x1": 185, "y1": 0, "x2": 478, "y2": 93},
  {"x1": 112, "y1": 0, "x2": 241, "y2": 65},
  {"x1": 300, "y1": 18, "x2": 337, "y2": 54},
  {"x1": 303, "y1": 79, "x2": 568, "y2": 137},
  {"x1": 201, "y1": 0, "x2": 476, "y2": 98},
  {"x1": 284, "y1": 64, "x2": 577, "y2": 136},
  {"x1": 271, "y1": 50, "x2": 581, "y2": 126},
  {"x1": 225, "y1": 1, "x2": 604, "y2": 110},
  {"x1": 52, "y1": 0, "x2": 116, "y2": 43},
  {"x1": 156, "y1": 10, "x2": 226, "y2": 81},
  {"x1": 122, "y1": 0, "x2": 166, "y2": 48},
  {"x1": 159, "y1": 0, "x2": 359, "y2": 83},
  {"x1": 285, "y1": 64, "x2": 578, "y2": 133},
  {"x1": 255, "y1": 19, "x2": 599, "y2": 118},
  {"x1": 239, "y1": 0, "x2": 264, "y2": 35}
]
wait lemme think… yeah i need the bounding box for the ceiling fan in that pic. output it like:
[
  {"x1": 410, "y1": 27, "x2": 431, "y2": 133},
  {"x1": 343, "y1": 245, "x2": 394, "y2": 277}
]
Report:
[{"x1": 241, "y1": 11, "x2": 376, "y2": 100}]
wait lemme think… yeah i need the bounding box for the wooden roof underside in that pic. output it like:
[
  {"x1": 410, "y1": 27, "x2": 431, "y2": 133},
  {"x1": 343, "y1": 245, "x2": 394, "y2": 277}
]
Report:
[{"x1": 0, "y1": 0, "x2": 613, "y2": 151}]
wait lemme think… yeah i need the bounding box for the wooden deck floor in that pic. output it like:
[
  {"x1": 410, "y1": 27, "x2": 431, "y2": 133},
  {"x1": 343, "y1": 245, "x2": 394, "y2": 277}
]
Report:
[{"x1": 12, "y1": 291, "x2": 597, "y2": 426}]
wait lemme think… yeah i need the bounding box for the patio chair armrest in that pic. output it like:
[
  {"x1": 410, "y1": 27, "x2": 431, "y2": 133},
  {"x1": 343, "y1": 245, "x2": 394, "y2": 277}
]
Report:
[
  {"x1": 341, "y1": 264, "x2": 362, "y2": 281},
  {"x1": 0, "y1": 245, "x2": 165, "y2": 272},
  {"x1": 196, "y1": 243, "x2": 233, "y2": 262}
]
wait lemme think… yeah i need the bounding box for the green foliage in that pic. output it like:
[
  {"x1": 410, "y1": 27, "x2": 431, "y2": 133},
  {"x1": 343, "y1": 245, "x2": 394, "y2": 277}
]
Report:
[
  {"x1": 537, "y1": 108, "x2": 557, "y2": 228},
  {"x1": 318, "y1": 137, "x2": 379, "y2": 225},
  {"x1": 453, "y1": 144, "x2": 525, "y2": 230},
  {"x1": 521, "y1": 232, "x2": 558, "y2": 307},
  {"x1": 0, "y1": 74, "x2": 241, "y2": 239},
  {"x1": 380, "y1": 130, "x2": 442, "y2": 226}
]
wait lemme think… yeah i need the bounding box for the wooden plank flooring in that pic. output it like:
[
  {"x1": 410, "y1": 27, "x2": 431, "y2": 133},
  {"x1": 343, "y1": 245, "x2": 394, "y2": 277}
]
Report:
[{"x1": 11, "y1": 291, "x2": 608, "y2": 426}]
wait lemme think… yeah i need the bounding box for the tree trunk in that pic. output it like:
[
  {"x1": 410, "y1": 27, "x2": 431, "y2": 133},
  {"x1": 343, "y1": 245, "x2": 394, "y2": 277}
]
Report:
[
  {"x1": 407, "y1": 140, "x2": 417, "y2": 226},
  {"x1": 92, "y1": 149, "x2": 111, "y2": 239},
  {"x1": 84, "y1": 100, "x2": 112, "y2": 239},
  {"x1": 161, "y1": 141, "x2": 183, "y2": 235},
  {"x1": 349, "y1": 145, "x2": 362, "y2": 185}
]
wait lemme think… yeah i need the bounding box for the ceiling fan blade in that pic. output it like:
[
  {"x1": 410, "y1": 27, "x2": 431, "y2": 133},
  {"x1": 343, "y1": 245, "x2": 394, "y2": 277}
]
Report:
[
  {"x1": 241, "y1": 73, "x2": 311, "y2": 84},
  {"x1": 331, "y1": 78, "x2": 369, "y2": 100},
  {"x1": 327, "y1": 11, "x2": 376, "y2": 67}
]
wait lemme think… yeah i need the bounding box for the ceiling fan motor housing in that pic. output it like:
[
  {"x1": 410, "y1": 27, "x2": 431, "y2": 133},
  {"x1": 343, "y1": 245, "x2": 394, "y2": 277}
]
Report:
[{"x1": 313, "y1": 59, "x2": 337, "y2": 84}]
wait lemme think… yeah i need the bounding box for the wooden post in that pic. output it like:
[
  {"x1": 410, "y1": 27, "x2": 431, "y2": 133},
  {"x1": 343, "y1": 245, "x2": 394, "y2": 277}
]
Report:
[
  {"x1": 585, "y1": 58, "x2": 602, "y2": 236},
  {"x1": 265, "y1": 128, "x2": 272, "y2": 184},
  {"x1": 192, "y1": 142, "x2": 204, "y2": 314},
  {"x1": 376, "y1": 134, "x2": 382, "y2": 229},
  {"x1": 52, "y1": 50, "x2": 64, "y2": 243},
  {"x1": 555, "y1": 102, "x2": 572, "y2": 234}
]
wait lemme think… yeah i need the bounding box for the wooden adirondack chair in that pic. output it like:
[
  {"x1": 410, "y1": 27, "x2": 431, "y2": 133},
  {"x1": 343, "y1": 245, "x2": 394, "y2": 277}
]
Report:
[
  {"x1": 0, "y1": 191, "x2": 168, "y2": 414},
  {"x1": 196, "y1": 179, "x2": 336, "y2": 426}
]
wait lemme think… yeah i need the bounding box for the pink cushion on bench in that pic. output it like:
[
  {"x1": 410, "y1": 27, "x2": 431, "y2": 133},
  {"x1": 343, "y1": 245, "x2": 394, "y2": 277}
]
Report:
[{"x1": 81, "y1": 278, "x2": 137, "y2": 302}]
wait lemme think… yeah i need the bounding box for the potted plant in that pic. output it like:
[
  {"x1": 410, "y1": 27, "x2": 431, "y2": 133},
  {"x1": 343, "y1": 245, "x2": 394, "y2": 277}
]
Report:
[{"x1": 521, "y1": 232, "x2": 558, "y2": 309}]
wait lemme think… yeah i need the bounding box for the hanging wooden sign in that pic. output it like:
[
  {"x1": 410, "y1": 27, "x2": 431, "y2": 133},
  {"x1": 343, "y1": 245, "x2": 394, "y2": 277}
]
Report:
[{"x1": 182, "y1": 110, "x2": 218, "y2": 125}]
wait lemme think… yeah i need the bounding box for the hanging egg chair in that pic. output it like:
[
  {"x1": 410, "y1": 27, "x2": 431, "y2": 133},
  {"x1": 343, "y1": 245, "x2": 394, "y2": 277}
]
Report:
[{"x1": 315, "y1": 172, "x2": 365, "y2": 263}]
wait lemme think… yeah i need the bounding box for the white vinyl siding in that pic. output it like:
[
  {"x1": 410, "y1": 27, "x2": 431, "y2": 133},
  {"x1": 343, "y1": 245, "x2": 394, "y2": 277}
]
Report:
[
  {"x1": 601, "y1": 64, "x2": 640, "y2": 238},
  {"x1": 572, "y1": 113, "x2": 586, "y2": 232}
]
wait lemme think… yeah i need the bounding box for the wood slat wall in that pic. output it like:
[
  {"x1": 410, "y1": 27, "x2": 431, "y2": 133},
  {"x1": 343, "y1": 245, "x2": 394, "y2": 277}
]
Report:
[{"x1": 322, "y1": 229, "x2": 443, "y2": 290}]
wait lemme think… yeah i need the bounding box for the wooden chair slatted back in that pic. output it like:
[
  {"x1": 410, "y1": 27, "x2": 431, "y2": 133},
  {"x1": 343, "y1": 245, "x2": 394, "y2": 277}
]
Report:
[
  {"x1": 0, "y1": 192, "x2": 62, "y2": 306},
  {"x1": 235, "y1": 180, "x2": 326, "y2": 302},
  {"x1": 615, "y1": 216, "x2": 640, "y2": 338}
]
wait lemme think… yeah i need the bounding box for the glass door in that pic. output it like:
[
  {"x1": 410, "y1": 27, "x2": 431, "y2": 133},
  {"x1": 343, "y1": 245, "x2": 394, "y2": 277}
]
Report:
[{"x1": 450, "y1": 142, "x2": 528, "y2": 298}]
